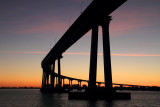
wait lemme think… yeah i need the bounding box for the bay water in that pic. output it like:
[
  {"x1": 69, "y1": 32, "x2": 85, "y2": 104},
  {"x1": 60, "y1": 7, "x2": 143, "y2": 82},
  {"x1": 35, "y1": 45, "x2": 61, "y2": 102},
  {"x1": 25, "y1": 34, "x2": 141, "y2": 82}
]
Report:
[{"x1": 0, "y1": 89, "x2": 160, "y2": 107}]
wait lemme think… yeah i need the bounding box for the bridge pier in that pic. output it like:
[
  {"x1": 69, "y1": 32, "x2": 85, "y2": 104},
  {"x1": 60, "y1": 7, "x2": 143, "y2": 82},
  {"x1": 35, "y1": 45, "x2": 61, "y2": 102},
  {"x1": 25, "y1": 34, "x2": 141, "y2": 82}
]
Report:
[
  {"x1": 41, "y1": 66, "x2": 52, "y2": 92},
  {"x1": 68, "y1": 79, "x2": 70, "y2": 87},
  {"x1": 58, "y1": 57, "x2": 62, "y2": 88},
  {"x1": 42, "y1": 70, "x2": 46, "y2": 87},
  {"x1": 101, "y1": 16, "x2": 113, "y2": 93},
  {"x1": 71, "y1": 80, "x2": 73, "y2": 87},
  {"x1": 78, "y1": 81, "x2": 82, "y2": 88},
  {"x1": 56, "y1": 76, "x2": 58, "y2": 86},
  {"x1": 42, "y1": 67, "x2": 50, "y2": 87},
  {"x1": 51, "y1": 62, "x2": 55, "y2": 88},
  {"x1": 46, "y1": 70, "x2": 49, "y2": 86},
  {"x1": 88, "y1": 23, "x2": 99, "y2": 92},
  {"x1": 62, "y1": 78, "x2": 65, "y2": 87},
  {"x1": 88, "y1": 16, "x2": 113, "y2": 93},
  {"x1": 68, "y1": 79, "x2": 73, "y2": 90}
]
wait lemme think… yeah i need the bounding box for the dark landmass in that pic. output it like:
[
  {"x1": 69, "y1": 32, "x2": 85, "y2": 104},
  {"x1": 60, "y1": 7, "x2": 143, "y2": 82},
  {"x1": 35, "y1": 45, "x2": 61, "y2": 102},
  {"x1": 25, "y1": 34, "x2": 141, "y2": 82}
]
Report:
[
  {"x1": 0, "y1": 87, "x2": 40, "y2": 89},
  {"x1": 1, "y1": 85, "x2": 160, "y2": 91},
  {"x1": 114, "y1": 86, "x2": 160, "y2": 91}
]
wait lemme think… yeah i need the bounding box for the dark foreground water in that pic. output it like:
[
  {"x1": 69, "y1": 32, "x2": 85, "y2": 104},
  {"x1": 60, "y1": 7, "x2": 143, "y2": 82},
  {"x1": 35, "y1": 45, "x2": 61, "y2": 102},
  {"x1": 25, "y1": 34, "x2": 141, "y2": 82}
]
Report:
[{"x1": 0, "y1": 89, "x2": 160, "y2": 107}]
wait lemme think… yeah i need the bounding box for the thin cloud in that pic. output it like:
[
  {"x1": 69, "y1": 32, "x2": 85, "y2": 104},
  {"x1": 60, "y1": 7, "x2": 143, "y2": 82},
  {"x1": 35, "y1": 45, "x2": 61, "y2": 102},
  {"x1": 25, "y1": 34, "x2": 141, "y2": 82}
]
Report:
[
  {"x1": 1, "y1": 50, "x2": 160, "y2": 56},
  {"x1": 110, "y1": 7, "x2": 160, "y2": 35},
  {"x1": 15, "y1": 20, "x2": 68, "y2": 34},
  {"x1": 64, "y1": 53, "x2": 160, "y2": 56},
  {"x1": 0, "y1": 50, "x2": 47, "y2": 54}
]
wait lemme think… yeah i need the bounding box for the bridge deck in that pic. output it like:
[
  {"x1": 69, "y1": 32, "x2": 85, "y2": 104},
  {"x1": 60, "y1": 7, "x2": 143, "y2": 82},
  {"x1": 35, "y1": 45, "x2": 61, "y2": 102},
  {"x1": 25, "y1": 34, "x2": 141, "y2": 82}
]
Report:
[
  {"x1": 53, "y1": 72, "x2": 145, "y2": 87},
  {"x1": 41, "y1": 0, "x2": 127, "y2": 67}
]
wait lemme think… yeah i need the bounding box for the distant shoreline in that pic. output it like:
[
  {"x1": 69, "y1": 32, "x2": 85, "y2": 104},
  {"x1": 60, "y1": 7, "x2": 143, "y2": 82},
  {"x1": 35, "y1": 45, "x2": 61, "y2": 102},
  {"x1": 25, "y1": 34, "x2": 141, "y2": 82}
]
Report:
[
  {"x1": 1, "y1": 87, "x2": 160, "y2": 91},
  {"x1": 0, "y1": 87, "x2": 40, "y2": 89}
]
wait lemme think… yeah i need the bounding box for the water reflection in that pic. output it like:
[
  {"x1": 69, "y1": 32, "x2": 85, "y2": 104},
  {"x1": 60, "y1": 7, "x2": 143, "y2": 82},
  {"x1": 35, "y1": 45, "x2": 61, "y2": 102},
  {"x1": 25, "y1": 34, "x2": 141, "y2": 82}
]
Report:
[
  {"x1": 39, "y1": 91, "x2": 160, "y2": 107},
  {"x1": 1, "y1": 90, "x2": 158, "y2": 107},
  {"x1": 39, "y1": 93, "x2": 68, "y2": 107},
  {"x1": 39, "y1": 93, "x2": 117, "y2": 107}
]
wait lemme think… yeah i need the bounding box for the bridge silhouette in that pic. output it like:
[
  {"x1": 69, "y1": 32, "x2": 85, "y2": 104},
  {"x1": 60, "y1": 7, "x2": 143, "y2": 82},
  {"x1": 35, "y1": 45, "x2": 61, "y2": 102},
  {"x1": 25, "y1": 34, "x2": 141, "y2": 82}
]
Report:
[
  {"x1": 40, "y1": 0, "x2": 131, "y2": 99},
  {"x1": 41, "y1": 72, "x2": 150, "y2": 90}
]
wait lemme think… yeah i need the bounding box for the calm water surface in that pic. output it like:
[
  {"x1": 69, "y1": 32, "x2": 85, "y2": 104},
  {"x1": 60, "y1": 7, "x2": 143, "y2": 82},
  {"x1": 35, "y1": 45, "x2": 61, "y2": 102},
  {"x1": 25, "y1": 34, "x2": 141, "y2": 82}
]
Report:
[{"x1": 0, "y1": 89, "x2": 160, "y2": 107}]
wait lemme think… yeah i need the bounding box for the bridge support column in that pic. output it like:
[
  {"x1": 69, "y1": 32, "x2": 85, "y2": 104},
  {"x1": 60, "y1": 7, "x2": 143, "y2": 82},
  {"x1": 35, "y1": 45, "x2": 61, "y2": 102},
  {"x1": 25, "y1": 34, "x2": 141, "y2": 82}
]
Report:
[
  {"x1": 46, "y1": 69, "x2": 49, "y2": 86},
  {"x1": 79, "y1": 81, "x2": 82, "y2": 88},
  {"x1": 42, "y1": 70, "x2": 46, "y2": 87},
  {"x1": 69, "y1": 79, "x2": 73, "y2": 90},
  {"x1": 51, "y1": 62, "x2": 55, "y2": 88},
  {"x1": 71, "y1": 80, "x2": 73, "y2": 87},
  {"x1": 56, "y1": 76, "x2": 58, "y2": 87},
  {"x1": 42, "y1": 66, "x2": 50, "y2": 87},
  {"x1": 58, "y1": 58, "x2": 62, "y2": 87},
  {"x1": 101, "y1": 16, "x2": 113, "y2": 93},
  {"x1": 88, "y1": 23, "x2": 99, "y2": 92},
  {"x1": 61, "y1": 78, "x2": 63, "y2": 87},
  {"x1": 63, "y1": 78, "x2": 65, "y2": 87}
]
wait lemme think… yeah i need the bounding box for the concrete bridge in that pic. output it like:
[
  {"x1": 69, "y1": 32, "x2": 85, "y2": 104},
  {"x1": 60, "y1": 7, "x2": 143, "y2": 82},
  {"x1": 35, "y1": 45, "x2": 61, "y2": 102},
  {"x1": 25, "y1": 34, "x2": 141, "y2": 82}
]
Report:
[
  {"x1": 40, "y1": 0, "x2": 131, "y2": 99},
  {"x1": 42, "y1": 72, "x2": 150, "y2": 91}
]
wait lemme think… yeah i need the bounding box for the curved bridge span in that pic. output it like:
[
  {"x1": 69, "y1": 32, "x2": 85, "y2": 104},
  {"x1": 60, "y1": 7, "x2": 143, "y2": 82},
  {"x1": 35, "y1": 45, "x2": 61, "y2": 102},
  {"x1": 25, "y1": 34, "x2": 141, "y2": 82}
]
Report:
[{"x1": 46, "y1": 73, "x2": 149, "y2": 89}]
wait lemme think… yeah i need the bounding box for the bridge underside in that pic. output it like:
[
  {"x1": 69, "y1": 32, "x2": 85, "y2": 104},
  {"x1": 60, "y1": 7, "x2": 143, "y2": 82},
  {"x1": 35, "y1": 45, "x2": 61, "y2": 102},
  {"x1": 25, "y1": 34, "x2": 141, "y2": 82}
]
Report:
[
  {"x1": 41, "y1": 0, "x2": 127, "y2": 66},
  {"x1": 41, "y1": 0, "x2": 129, "y2": 99}
]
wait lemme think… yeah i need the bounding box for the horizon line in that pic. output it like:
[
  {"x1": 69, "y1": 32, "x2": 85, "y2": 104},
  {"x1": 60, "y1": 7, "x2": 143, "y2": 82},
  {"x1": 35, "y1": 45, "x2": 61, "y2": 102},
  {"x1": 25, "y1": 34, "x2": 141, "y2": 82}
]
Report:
[{"x1": 1, "y1": 50, "x2": 160, "y2": 56}]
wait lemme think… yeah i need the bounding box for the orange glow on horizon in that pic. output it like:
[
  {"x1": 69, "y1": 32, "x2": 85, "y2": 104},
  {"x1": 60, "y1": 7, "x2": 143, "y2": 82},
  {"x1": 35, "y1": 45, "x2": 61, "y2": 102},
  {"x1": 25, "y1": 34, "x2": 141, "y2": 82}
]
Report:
[
  {"x1": 0, "y1": 81, "x2": 41, "y2": 88},
  {"x1": 0, "y1": 80, "x2": 159, "y2": 88},
  {"x1": 1, "y1": 50, "x2": 160, "y2": 57},
  {"x1": 0, "y1": 51, "x2": 160, "y2": 87}
]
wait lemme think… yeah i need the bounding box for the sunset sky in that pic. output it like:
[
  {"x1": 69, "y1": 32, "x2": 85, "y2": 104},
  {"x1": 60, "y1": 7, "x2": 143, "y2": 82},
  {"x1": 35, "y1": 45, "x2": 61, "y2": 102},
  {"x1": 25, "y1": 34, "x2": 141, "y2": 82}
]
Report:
[{"x1": 0, "y1": 0, "x2": 160, "y2": 87}]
